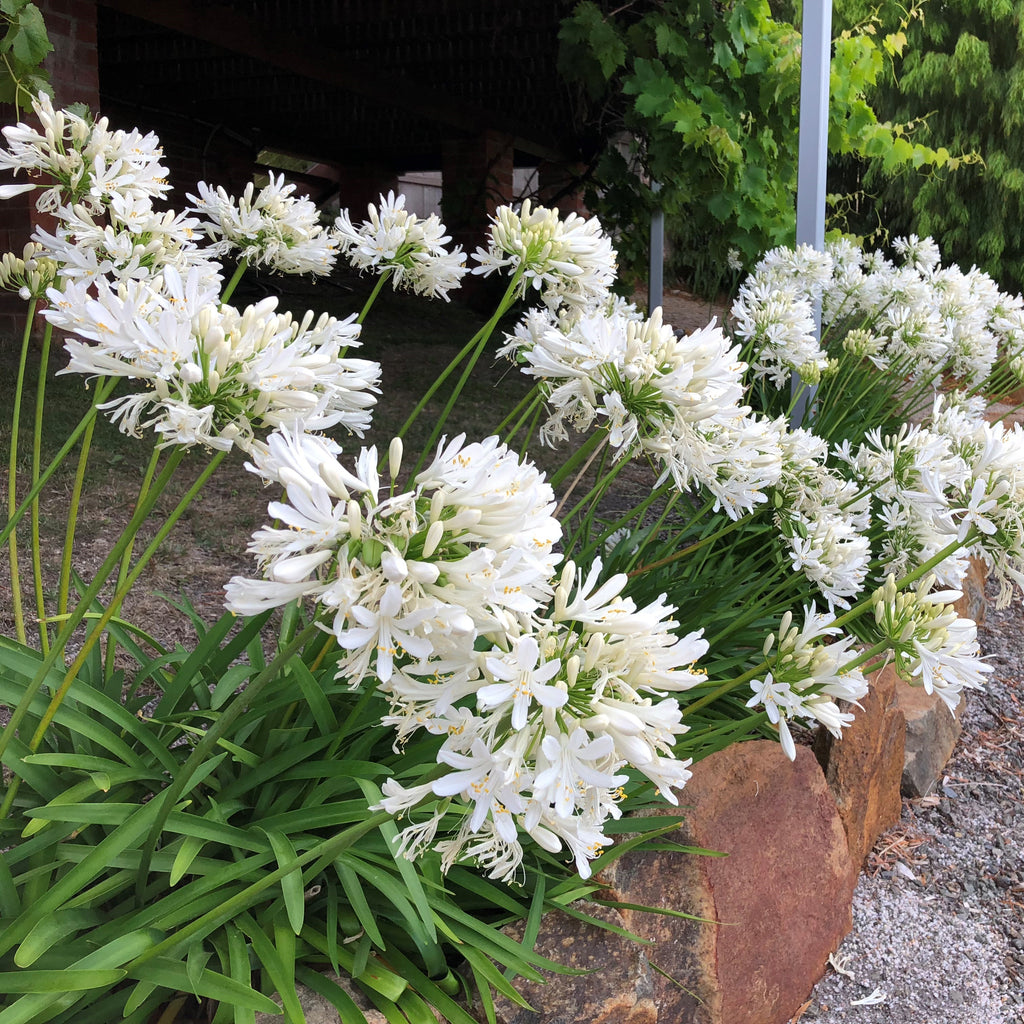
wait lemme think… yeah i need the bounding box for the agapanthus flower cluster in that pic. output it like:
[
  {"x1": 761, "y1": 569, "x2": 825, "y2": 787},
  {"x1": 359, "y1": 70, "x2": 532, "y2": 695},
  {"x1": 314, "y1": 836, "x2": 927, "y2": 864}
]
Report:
[
  {"x1": 731, "y1": 244, "x2": 835, "y2": 388},
  {"x1": 746, "y1": 606, "x2": 868, "y2": 761},
  {"x1": 43, "y1": 267, "x2": 379, "y2": 450},
  {"x1": 376, "y1": 558, "x2": 709, "y2": 881},
  {"x1": 472, "y1": 199, "x2": 617, "y2": 311},
  {"x1": 33, "y1": 192, "x2": 210, "y2": 283},
  {"x1": 833, "y1": 399, "x2": 1024, "y2": 604},
  {"x1": 925, "y1": 410, "x2": 1024, "y2": 604},
  {"x1": 733, "y1": 236, "x2": 1024, "y2": 389},
  {"x1": 225, "y1": 430, "x2": 709, "y2": 879},
  {"x1": 868, "y1": 575, "x2": 992, "y2": 712},
  {"x1": 0, "y1": 242, "x2": 57, "y2": 300},
  {"x1": 188, "y1": 173, "x2": 338, "y2": 277},
  {"x1": 773, "y1": 426, "x2": 871, "y2": 607},
  {"x1": 225, "y1": 429, "x2": 562, "y2": 655},
  {"x1": 500, "y1": 301, "x2": 785, "y2": 517},
  {"x1": 334, "y1": 190, "x2": 467, "y2": 299},
  {"x1": 0, "y1": 95, "x2": 219, "y2": 299},
  {"x1": 0, "y1": 92, "x2": 169, "y2": 213}
]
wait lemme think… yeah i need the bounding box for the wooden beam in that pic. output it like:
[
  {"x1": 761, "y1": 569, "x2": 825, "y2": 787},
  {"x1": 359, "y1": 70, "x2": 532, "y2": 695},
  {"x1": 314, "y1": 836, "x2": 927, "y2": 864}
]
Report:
[{"x1": 97, "y1": 0, "x2": 574, "y2": 163}]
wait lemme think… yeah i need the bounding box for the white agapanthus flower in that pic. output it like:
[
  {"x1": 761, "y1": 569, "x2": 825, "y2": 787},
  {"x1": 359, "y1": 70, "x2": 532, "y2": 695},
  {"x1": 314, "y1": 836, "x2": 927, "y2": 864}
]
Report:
[
  {"x1": 188, "y1": 173, "x2": 338, "y2": 276},
  {"x1": 374, "y1": 555, "x2": 709, "y2": 881},
  {"x1": 870, "y1": 575, "x2": 993, "y2": 712},
  {"x1": 500, "y1": 301, "x2": 778, "y2": 515},
  {"x1": 33, "y1": 192, "x2": 209, "y2": 282},
  {"x1": 772, "y1": 425, "x2": 871, "y2": 607},
  {"x1": 0, "y1": 242, "x2": 57, "y2": 299},
  {"x1": 731, "y1": 279, "x2": 826, "y2": 388},
  {"x1": 472, "y1": 199, "x2": 617, "y2": 312},
  {"x1": 735, "y1": 235, "x2": 1021, "y2": 392},
  {"x1": 334, "y1": 191, "x2": 467, "y2": 299},
  {"x1": 225, "y1": 430, "x2": 562, "y2": 664},
  {"x1": 43, "y1": 266, "x2": 378, "y2": 450},
  {"x1": 747, "y1": 606, "x2": 867, "y2": 760},
  {"x1": 0, "y1": 92, "x2": 169, "y2": 213}
]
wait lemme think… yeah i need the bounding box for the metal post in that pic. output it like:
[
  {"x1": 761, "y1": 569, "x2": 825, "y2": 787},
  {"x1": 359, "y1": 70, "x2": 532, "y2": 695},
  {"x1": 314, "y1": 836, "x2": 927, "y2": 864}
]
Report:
[
  {"x1": 791, "y1": 0, "x2": 832, "y2": 424},
  {"x1": 648, "y1": 181, "x2": 663, "y2": 314}
]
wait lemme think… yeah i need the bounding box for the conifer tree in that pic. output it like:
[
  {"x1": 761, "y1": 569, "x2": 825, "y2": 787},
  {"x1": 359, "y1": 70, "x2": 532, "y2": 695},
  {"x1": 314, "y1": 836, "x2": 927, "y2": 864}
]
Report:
[{"x1": 837, "y1": 0, "x2": 1023, "y2": 289}]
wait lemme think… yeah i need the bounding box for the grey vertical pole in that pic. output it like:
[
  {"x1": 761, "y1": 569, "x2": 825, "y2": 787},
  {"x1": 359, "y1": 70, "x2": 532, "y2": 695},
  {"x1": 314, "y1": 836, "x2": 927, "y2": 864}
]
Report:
[
  {"x1": 792, "y1": 0, "x2": 832, "y2": 424},
  {"x1": 648, "y1": 181, "x2": 663, "y2": 314}
]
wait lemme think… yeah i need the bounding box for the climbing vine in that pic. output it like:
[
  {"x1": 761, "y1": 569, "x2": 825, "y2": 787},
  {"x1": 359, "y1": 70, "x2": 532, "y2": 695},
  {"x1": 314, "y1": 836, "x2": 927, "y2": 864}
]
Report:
[{"x1": 558, "y1": 0, "x2": 966, "y2": 294}]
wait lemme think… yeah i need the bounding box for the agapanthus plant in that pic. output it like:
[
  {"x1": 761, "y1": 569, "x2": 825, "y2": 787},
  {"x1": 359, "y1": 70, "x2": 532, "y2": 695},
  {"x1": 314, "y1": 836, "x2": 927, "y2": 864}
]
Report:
[{"x1": 2, "y1": 92, "x2": 1023, "y2": 1024}]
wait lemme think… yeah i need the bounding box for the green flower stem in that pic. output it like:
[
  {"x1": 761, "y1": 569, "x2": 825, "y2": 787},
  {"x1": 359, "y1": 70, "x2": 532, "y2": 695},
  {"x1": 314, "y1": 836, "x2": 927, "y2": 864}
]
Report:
[
  {"x1": 835, "y1": 639, "x2": 891, "y2": 677},
  {"x1": 627, "y1": 508, "x2": 755, "y2": 578},
  {"x1": 574, "y1": 482, "x2": 685, "y2": 566},
  {"x1": 518, "y1": 395, "x2": 547, "y2": 462},
  {"x1": 548, "y1": 429, "x2": 607, "y2": 491},
  {"x1": 495, "y1": 382, "x2": 544, "y2": 445},
  {"x1": 685, "y1": 534, "x2": 975, "y2": 720},
  {"x1": 30, "y1": 320, "x2": 53, "y2": 655},
  {"x1": 0, "y1": 375, "x2": 118, "y2": 551},
  {"x1": 830, "y1": 534, "x2": 972, "y2": 634},
  {"x1": 681, "y1": 661, "x2": 769, "y2": 718},
  {"x1": 398, "y1": 271, "x2": 523, "y2": 453},
  {"x1": 104, "y1": 446, "x2": 162, "y2": 682},
  {"x1": 220, "y1": 257, "x2": 249, "y2": 305},
  {"x1": 356, "y1": 268, "x2": 393, "y2": 324},
  {"x1": 6, "y1": 297, "x2": 37, "y2": 644},
  {"x1": 1, "y1": 449, "x2": 226, "y2": 822},
  {"x1": 554, "y1": 434, "x2": 611, "y2": 520},
  {"x1": 0, "y1": 449, "x2": 185, "y2": 806},
  {"x1": 56, "y1": 408, "x2": 99, "y2": 620}
]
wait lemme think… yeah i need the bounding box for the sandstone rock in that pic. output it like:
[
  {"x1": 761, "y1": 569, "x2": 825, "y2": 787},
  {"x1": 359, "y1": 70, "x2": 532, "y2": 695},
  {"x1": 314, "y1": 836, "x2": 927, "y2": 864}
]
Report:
[
  {"x1": 814, "y1": 661, "x2": 906, "y2": 866},
  {"x1": 895, "y1": 678, "x2": 966, "y2": 797},
  {"x1": 953, "y1": 555, "x2": 989, "y2": 626},
  {"x1": 490, "y1": 741, "x2": 857, "y2": 1024},
  {"x1": 252, "y1": 970, "x2": 433, "y2": 1024},
  {"x1": 487, "y1": 901, "x2": 661, "y2": 1024}
]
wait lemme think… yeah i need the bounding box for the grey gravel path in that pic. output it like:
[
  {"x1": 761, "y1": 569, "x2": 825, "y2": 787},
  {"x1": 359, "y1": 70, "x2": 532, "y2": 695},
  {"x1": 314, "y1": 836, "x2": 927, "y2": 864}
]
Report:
[{"x1": 804, "y1": 583, "x2": 1024, "y2": 1023}]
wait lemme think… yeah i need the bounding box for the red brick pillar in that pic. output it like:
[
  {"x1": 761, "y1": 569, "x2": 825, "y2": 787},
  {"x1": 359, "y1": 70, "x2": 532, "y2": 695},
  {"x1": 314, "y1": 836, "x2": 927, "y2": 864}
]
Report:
[
  {"x1": 335, "y1": 163, "x2": 401, "y2": 222},
  {"x1": 441, "y1": 130, "x2": 515, "y2": 257},
  {"x1": 538, "y1": 161, "x2": 588, "y2": 218},
  {"x1": 41, "y1": 0, "x2": 100, "y2": 111}
]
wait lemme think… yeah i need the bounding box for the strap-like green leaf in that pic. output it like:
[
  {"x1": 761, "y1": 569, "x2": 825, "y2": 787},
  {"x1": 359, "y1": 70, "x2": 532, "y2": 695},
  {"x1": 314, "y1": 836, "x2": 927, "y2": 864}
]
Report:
[
  {"x1": 294, "y1": 965, "x2": 371, "y2": 1024},
  {"x1": 263, "y1": 829, "x2": 305, "y2": 935},
  {"x1": 298, "y1": 926, "x2": 407, "y2": 1003},
  {"x1": 0, "y1": 854, "x2": 20, "y2": 917},
  {"x1": 332, "y1": 859, "x2": 385, "y2": 949},
  {"x1": 130, "y1": 955, "x2": 282, "y2": 1013},
  {"x1": 0, "y1": 968, "x2": 125, "y2": 993},
  {"x1": 14, "y1": 907, "x2": 102, "y2": 967},
  {"x1": 287, "y1": 658, "x2": 338, "y2": 732},
  {"x1": 235, "y1": 912, "x2": 305, "y2": 1023},
  {"x1": 0, "y1": 800, "x2": 162, "y2": 958},
  {"x1": 225, "y1": 922, "x2": 257, "y2": 1024}
]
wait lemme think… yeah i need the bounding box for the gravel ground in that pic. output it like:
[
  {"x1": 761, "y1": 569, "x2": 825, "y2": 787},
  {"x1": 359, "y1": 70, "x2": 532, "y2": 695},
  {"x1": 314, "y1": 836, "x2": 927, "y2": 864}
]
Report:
[{"x1": 803, "y1": 580, "x2": 1024, "y2": 1023}]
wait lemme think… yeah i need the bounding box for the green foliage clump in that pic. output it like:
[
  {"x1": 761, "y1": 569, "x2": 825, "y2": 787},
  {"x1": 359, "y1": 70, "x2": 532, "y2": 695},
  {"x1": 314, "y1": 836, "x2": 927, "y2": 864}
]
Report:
[
  {"x1": 559, "y1": 0, "x2": 957, "y2": 295},
  {"x1": 0, "y1": 0, "x2": 51, "y2": 108},
  {"x1": 834, "y1": 0, "x2": 1024, "y2": 292}
]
